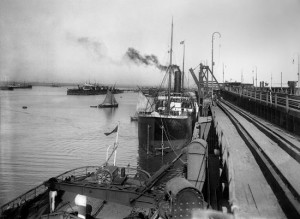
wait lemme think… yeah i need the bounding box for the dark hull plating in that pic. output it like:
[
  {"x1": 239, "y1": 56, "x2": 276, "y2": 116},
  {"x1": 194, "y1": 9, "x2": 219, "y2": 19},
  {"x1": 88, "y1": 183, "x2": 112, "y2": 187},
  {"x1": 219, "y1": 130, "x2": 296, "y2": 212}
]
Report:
[
  {"x1": 67, "y1": 89, "x2": 123, "y2": 95},
  {"x1": 138, "y1": 115, "x2": 195, "y2": 154},
  {"x1": 9, "y1": 85, "x2": 32, "y2": 89},
  {"x1": 98, "y1": 104, "x2": 118, "y2": 108}
]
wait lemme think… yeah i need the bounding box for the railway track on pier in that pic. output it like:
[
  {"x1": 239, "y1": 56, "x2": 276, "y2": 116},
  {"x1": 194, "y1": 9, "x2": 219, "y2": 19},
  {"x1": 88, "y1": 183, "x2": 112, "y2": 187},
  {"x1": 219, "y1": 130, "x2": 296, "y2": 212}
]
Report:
[
  {"x1": 221, "y1": 100, "x2": 300, "y2": 163},
  {"x1": 218, "y1": 99, "x2": 300, "y2": 218}
]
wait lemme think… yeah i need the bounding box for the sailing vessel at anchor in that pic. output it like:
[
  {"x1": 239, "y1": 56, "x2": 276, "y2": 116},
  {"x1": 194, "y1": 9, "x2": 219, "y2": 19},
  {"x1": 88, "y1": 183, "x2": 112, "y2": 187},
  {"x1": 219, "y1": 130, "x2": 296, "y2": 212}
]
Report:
[
  {"x1": 98, "y1": 90, "x2": 119, "y2": 108},
  {"x1": 138, "y1": 21, "x2": 198, "y2": 155}
]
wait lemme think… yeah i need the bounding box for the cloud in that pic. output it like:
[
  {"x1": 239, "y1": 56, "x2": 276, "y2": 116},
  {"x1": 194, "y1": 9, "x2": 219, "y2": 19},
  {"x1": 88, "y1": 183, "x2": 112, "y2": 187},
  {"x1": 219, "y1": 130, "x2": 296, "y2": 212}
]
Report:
[{"x1": 66, "y1": 34, "x2": 108, "y2": 61}]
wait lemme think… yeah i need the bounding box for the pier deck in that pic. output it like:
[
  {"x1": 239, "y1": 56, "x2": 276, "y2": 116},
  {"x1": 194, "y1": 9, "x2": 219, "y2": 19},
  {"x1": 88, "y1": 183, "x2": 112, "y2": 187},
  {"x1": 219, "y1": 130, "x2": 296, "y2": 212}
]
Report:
[{"x1": 212, "y1": 106, "x2": 287, "y2": 218}]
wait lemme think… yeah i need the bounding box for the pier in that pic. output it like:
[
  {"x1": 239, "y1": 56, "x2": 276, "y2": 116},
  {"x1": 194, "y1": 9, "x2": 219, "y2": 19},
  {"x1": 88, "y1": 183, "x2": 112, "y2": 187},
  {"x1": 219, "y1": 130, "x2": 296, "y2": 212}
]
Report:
[
  {"x1": 221, "y1": 85, "x2": 300, "y2": 135},
  {"x1": 202, "y1": 89, "x2": 300, "y2": 218},
  {"x1": 189, "y1": 61, "x2": 300, "y2": 218}
]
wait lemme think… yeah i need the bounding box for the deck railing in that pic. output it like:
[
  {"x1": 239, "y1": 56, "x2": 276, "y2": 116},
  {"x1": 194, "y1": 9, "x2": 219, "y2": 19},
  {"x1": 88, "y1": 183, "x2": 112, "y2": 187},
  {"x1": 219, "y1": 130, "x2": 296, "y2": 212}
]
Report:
[
  {"x1": 0, "y1": 182, "x2": 48, "y2": 214},
  {"x1": 0, "y1": 165, "x2": 150, "y2": 214},
  {"x1": 225, "y1": 88, "x2": 300, "y2": 113}
]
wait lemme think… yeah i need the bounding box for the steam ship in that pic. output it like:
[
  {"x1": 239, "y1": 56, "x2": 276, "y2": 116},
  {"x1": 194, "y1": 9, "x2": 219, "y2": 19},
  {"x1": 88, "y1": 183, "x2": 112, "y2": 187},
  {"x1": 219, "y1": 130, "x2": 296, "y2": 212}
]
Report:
[
  {"x1": 138, "y1": 21, "x2": 198, "y2": 155},
  {"x1": 67, "y1": 83, "x2": 123, "y2": 95}
]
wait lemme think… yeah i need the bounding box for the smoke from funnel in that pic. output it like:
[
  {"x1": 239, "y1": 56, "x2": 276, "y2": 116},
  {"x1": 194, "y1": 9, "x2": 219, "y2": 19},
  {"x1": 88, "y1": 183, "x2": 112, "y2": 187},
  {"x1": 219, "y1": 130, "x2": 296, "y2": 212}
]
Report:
[
  {"x1": 125, "y1": 47, "x2": 167, "y2": 71},
  {"x1": 76, "y1": 36, "x2": 106, "y2": 59}
]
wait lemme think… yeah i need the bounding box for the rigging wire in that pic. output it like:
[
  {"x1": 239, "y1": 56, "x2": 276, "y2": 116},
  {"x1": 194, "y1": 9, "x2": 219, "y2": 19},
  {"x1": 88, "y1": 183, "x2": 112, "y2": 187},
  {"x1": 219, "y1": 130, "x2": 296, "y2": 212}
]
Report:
[{"x1": 159, "y1": 116, "x2": 187, "y2": 164}]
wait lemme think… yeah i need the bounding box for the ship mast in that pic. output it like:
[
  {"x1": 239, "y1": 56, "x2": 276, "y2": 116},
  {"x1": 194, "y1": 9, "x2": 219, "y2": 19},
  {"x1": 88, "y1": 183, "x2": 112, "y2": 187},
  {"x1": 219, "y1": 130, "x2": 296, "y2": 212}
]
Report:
[
  {"x1": 167, "y1": 18, "x2": 173, "y2": 113},
  {"x1": 182, "y1": 41, "x2": 185, "y2": 90}
]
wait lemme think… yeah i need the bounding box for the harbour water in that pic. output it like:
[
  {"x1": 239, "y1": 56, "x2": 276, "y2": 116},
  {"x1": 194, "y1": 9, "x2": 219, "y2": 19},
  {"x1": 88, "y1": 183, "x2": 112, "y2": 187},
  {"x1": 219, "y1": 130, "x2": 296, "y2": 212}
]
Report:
[{"x1": 0, "y1": 86, "x2": 143, "y2": 205}]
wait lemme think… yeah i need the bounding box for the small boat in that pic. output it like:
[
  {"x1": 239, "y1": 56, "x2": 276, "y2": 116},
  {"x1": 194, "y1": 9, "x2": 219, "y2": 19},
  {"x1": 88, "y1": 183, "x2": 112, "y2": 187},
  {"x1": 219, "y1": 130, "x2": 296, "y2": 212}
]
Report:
[
  {"x1": 51, "y1": 83, "x2": 60, "y2": 87},
  {"x1": 98, "y1": 90, "x2": 119, "y2": 108},
  {"x1": 130, "y1": 112, "x2": 139, "y2": 121},
  {"x1": 130, "y1": 115, "x2": 138, "y2": 121},
  {"x1": 9, "y1": 82, "x2": 32, "y2": 89},
  {"x1": 0, "y1": 86, "x2": 14, "y2": 91}
]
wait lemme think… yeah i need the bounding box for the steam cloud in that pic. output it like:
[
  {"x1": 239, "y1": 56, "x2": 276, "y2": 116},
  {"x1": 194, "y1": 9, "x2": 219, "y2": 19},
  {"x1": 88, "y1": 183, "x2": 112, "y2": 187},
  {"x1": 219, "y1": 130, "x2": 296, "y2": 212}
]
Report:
[
  {"x1": 125, "y1": 47, "x2": 167, "y2": 71},
  {"x1": 76, "y1": 37, "x2": 106, "y2": 59}
]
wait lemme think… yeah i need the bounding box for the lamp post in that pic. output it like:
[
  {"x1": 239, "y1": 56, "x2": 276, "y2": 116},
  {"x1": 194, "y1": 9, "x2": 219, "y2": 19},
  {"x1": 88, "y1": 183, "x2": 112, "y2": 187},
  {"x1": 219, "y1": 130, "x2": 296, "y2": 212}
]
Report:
[
  {"x1": 271, "y1": 73, "x2": 273, "y2": 89},
  {"x1": 212, "y1": 32, "x2": 221, "y2": 96},
  {"x1": 252, "y1": 66, "x2": 257, "y2": 90},
  {"x1": 292, "y1": 53, "x2": 300, "y2": 90},
  {"x1": 297, "y1": 53, "x2": 299, "y2": 89},
  {"x1": 298, "y1": 54, "x2": 300, "y2": 90},
  {"x1": 255, "y1": 66, "x2": 257, "y2": 88},
  {"x1": 281, "y1": 72, "x2": 282, "y2": 90},
  {"x1": 223, "y1": 63, "x2": 226, "y2": 84}
]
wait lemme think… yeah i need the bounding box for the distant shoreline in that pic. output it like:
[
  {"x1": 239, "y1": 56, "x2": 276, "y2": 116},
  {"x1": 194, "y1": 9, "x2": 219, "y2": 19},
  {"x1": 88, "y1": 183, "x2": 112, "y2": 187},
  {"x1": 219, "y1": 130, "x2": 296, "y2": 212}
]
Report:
[{"x1": 0, "y1": 81, "x2": 163, "y2": 91}]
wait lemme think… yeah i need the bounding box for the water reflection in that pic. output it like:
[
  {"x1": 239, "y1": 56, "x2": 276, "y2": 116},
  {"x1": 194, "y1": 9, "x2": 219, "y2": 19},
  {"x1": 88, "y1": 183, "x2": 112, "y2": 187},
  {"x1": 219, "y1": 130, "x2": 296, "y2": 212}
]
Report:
[
  {"x1": 137, "y1": 144, "x2": 186, "y2": 174},
  {"x1": 101, "y1": 107, "x2": 117, "y2": 122}
]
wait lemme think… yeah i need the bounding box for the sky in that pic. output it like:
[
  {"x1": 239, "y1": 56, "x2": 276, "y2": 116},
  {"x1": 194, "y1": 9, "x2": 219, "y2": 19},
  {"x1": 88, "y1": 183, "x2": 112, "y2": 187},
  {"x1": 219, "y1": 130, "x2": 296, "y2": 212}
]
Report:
[{"x1": 0, "y1": 0, "x2": 300, "y2": 87}]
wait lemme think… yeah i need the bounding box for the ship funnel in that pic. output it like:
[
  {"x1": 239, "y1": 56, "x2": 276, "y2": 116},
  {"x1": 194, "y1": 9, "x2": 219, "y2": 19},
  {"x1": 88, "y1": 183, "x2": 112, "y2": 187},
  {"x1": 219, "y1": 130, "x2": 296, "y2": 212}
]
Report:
[{"x1": 173, "y1": 66, "x2": 181, "y2": 93}]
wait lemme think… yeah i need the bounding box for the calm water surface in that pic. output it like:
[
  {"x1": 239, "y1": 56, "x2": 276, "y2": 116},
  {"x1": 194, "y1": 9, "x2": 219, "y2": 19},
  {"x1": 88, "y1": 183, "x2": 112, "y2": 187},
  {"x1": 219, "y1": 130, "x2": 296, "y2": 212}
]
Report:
[{"x1": 0, "y1": 86, "x2": 144, "y2": 205}]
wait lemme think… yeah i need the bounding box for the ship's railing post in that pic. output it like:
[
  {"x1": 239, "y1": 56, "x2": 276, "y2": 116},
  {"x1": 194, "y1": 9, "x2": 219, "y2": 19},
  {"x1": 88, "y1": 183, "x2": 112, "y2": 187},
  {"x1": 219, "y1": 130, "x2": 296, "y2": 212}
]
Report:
[
  {"x1": 275, "y1": 93, "x2": 277, "y2": 108},
  {"x1": 260, "y1": 92, "x2": 262, "y2": 103}
]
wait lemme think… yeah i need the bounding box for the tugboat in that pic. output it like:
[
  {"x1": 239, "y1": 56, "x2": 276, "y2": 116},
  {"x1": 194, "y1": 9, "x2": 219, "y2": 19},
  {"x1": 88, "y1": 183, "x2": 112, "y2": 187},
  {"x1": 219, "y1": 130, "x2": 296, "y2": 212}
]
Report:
[
  {"x1": 98, "y1": 90, "x2": 119, "y2": 108},
  {"x1": 137, "y1": 21, "x2": 198, "y2": 155}
]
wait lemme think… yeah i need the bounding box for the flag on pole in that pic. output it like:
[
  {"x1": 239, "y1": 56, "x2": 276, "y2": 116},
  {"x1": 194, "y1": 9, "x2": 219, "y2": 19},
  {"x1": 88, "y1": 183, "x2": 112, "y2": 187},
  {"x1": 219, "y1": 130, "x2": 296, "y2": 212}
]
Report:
[
  {"x1": 180, "y1": 40, "x2": 185, "y2": 44},
  {"x1": 104, "y1": 125, "x2": 118, "y2": 136}
]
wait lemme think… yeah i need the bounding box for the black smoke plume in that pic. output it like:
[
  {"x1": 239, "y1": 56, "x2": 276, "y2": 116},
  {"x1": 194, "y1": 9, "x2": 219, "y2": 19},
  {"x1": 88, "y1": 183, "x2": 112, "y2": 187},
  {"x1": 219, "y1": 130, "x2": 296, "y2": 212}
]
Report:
[{"x1": 125, "y1": 48, "x2": 167, "y2": 71}]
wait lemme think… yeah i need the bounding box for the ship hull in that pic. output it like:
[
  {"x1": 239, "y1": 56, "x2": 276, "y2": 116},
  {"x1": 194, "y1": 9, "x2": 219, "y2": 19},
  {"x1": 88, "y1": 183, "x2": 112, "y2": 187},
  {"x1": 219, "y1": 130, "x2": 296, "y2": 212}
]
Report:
[
  {"x1": 67, "y1": 89, "x2": 123, "y2": 95},
  {"x1": 98, "y1": 104, "x2": 118, "y2": 108},
  {"x1": 67, "y1": 89, "x2": 107, "y2": 95},
  {"x1": 9, "y1": 85, "x2": 32, "y2": 89},
  {"x1": 0, "y1": 86, "x2": 14, "y2": 90},
  {"x1": 138, "y1": 114, "x2": 195, "y2": 154}
]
